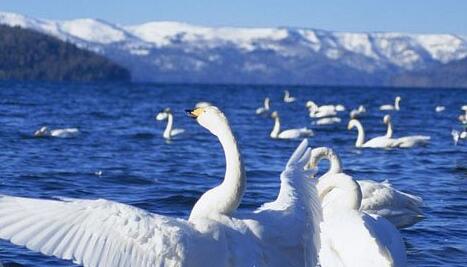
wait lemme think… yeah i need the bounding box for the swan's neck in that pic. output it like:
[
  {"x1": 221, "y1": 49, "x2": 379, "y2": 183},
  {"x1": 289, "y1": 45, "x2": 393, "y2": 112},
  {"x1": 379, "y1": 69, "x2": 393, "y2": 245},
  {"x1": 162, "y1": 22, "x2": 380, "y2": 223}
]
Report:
[
  {"x1": 353, "y1": 122, "x2": 365, "y2": 147},
  {"x1": 270, "y1": 116, "x2": 281, "y2": 138},
  {"x1": 284, "y1": 91, "x2": 290, "y2": 99},
  {"x1": 317, "y1": 174, "x2": 362, "y2": 213},
  {"x1": 264, "y1": 98, "x2": 270, "y2": 110},
  {"x1": 163, "y1": 113, "x2": 174, "y2": 139},
  {"x1": 385, "y1": 119, "x2": 393, "y2": 138},
  {"x1": 395, "y1": 98, "x2": 400, "y2": 110},
  {"x1": 310, "y1": 148, "x2": 342, "y2": 175},
  {"x1": 189, "y1": 125, "x2": 246, "y2": 221}
]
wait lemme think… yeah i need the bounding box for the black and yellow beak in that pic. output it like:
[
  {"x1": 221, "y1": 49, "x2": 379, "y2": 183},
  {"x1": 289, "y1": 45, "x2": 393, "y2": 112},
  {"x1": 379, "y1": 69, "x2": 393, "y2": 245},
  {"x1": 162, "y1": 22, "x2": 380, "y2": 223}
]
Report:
[{"x1": 185, "y1": 107, "x2": 204, "y2": 119}]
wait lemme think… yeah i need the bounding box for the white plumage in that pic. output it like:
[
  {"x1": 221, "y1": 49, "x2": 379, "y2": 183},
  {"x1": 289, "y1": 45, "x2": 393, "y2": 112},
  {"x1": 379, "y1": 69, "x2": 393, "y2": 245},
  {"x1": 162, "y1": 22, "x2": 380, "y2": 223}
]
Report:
[
  {"x1": 34, "y1": 126, "x2": 80, "y2": 138},
  {"x1": 270, "y1": 111, "x2": 313, "y2": 139},
  {"x1": 347, "y1": 119, "x2": 399, "y2": 148},
  {"x1": 0, "y1": 106, "x2": 322, "y2": 267},
  {"x1": 155, "y1": 108, "x2": 185, "y2": 139}
]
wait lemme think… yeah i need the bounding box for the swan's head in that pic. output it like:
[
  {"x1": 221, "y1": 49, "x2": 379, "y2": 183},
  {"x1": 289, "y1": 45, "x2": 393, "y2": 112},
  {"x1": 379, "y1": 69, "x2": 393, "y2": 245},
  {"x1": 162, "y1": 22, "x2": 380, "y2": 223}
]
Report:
[
  {"x1": 186, "y1": 106, "x2": 229, "y2": 136},
  {"x1": 383, "y1": 114, "x2": 391, "y2": 124},
  {"x1": 306, "y1": 101, "x2": 318, "y2": 110},
  {"x1": 155, "y1": 108, "x2": 171, "y2": 120},
  {"x1": 347, "y1": 119, "x2": 360, "y2": 130},
  {"x1": 34, "y1": 126, "x2": 49, "y2": 136},
  {"x1": 270, "y1": 111, "x2": 279, "y2": 119},
  {"x1": 395, "y1": 96, "x2": 401, "y2": 103}
]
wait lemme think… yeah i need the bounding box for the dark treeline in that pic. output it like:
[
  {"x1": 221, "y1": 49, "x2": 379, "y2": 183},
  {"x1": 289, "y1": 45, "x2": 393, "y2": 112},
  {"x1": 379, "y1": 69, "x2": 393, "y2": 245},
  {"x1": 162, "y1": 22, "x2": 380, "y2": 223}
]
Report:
[{"x1": 0, "y1": 25, "x2": 130, "y2": 81}]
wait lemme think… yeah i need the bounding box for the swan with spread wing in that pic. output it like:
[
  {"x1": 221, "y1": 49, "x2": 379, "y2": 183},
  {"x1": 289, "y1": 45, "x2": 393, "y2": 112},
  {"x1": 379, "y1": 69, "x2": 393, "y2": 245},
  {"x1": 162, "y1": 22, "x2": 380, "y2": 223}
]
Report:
[
  {"x1": 0, "y1": 106, "x2": 321, "y2": 267},
  {"x1": 309, "y1": 147, "x2": 424, "y2": 229}
]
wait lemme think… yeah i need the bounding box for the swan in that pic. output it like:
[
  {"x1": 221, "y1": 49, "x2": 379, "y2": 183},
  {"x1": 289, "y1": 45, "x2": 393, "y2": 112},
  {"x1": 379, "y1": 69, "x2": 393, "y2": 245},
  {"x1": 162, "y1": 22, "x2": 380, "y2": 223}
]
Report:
[
  {"x1": 306, "y1": 101, "x2": 345, "y2": 113},
  {"x1": 309, "y1": 147, "x2": 424, "y2": 229},
  {"x1": 0, "y1": 106, "x2": 322, "y2": 267},
  {"x1": 452, "y1": 129, "x2": 467, "y2": 145},
  {"x1": 383, "y1": 114, "x2": 430, "y2": 148},
  {"x1": 309, "y1": 109, "x2": 337, "y2": 119},
  {"x1": 283, "y1": 90, "x2": 296, "y2": 103},
  {"x1": 34, "y1": 126, "x2": 79, "y2": 138},
  {"x1": 155, "y1": 108, "x2": 185, "y2": 139},
  {"x1": 255, "y1": 97, "x2": 271, "y2": 115},
  {"x1": 270, "y1": 111, "x2": 313, "y2": 139},
  {"x1": 380, "y1": 96, "x2": 401, "y2": 111},
  {"x1": 435, "y1": 106, "x2": 445, "y2": 112},
  {"x1": 350, "y1": 105, "x2": 366, "y2": 118},
  {"x1": 347, "y1": 119, "x2": 399, "y2": 148},
  {"x1": 195, "y1": 102, "x2": 212, "y2": 108},
  {"x1": 313, "y1": 117, "x2": 341, "y2": 125},
  {"x1": 310, "y1": 147, "x2": 407, "y2": 267}
]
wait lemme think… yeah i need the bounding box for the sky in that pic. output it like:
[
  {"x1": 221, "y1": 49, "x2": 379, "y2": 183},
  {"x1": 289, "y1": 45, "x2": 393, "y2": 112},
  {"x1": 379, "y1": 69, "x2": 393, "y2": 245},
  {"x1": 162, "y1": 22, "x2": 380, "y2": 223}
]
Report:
[{"x1": 1, "y1": 0, "x2": 466, "y2": 34}]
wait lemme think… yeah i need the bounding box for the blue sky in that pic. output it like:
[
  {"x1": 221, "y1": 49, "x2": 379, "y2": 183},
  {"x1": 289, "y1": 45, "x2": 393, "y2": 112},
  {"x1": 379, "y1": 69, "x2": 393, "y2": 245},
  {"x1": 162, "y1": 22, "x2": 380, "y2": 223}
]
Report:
[{"x1": 1, "y1": 0, "x2": 466, "y2": 34}]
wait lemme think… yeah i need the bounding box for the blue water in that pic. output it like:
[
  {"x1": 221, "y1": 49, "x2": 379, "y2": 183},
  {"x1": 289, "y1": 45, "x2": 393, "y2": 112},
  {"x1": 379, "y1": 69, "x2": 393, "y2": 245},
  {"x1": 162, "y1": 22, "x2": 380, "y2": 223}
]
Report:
[{"x1": 0, "y1": 81, "x2": 465, "y2": 266}]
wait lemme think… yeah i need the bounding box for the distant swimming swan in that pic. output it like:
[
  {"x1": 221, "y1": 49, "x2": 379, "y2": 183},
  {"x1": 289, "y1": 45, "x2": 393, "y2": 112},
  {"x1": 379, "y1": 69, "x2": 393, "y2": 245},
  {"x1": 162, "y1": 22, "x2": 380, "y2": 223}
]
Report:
[
  {"x1": 0, "y1": 106, "x2": 322, "y2": 267},
  {"x1": 270, "y1": 111, "x2": 313, "y2": 139},
  {"x1": 283, "y1": 90, "x2": 296, "y2": 103},
  {"x1": 256, "y1": 97, "x2": 271, "y2": 115},
  {"x1": 34, "y1": 126, "x2": 79, "y2": 138},
  {"x1": 380, "y1": 96, "x2": 401, "y2": 111},
  {"x1": 155, "y1": 108, "x2": 185, "y2": 139},
  {"x1": 383, "y1": 114, "x2": 430, "y2": 148},
  {"x1": 347, "y1": 119, "x2": 399, "y2": 148}
]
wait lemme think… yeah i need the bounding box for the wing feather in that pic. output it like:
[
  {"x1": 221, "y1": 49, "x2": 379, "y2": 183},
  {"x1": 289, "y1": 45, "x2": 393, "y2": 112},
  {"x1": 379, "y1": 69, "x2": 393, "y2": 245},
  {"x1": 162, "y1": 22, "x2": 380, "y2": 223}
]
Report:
[{"x1": 0, "y1": 195, "x2": 198, "y2": 267}]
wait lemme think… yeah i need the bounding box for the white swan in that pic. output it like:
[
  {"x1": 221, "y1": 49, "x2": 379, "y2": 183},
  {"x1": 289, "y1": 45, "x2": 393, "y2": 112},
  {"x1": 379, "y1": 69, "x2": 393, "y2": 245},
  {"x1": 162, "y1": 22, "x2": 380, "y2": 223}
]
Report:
[
  {"x1": 255, "y1": 97, "x2": 271, "y2": 115},
  {"x1": 34, "y1": 126, "x2": 79, "y2": 138},
  {"x1": 309, "y1": 147, "x2": 424, "y2": 229},
  {"x1": 435, "y1": 106, "x2": 445, "y2": 112},
  {"x1": 283, "y1": 90, "x2": 296, "y2": 103},
  {"x1": 310, "y1": 147, "x2": 407, "y2": 267},
  {"x1": 306, "y1": 101, "x2": 344, "y2": 115},
  {"x1": 452, "y1": 129, "x2": 467, "y2": 145},
  {"x1": 309, "y1": 109, "x2": 337, "y2": 119},
  {"x1": 270, "y1": 111, "x2": 313, "y2": 139},
  {"x1": 347, "y1": 119, "x2": 399, "y2": 148},
  {"x1": 0, "y1": 106, "x2": 321, "y2": 267},
  {"x1": 350, "y1": 105, "x2": 366, "y2": 118},
  {"x1": 313, "y1": 117, "x2": 341, "y2": 125},
  {"x1": 155, "y1": 108, "x2": 185, "y2": 139},
  {"x1": 384, "y1": 114, "x2": 430, "y2": 148},
  {"x1": 380, "y1": 96, "x2": 401, "y2": 111}
]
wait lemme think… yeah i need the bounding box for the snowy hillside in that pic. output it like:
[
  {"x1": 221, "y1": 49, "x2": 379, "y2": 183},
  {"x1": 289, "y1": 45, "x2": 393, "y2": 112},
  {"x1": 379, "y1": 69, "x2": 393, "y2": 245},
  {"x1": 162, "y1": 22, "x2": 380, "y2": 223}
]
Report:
[{"x1": 1, "y1": 11, "x2": 466, "y2": 85}]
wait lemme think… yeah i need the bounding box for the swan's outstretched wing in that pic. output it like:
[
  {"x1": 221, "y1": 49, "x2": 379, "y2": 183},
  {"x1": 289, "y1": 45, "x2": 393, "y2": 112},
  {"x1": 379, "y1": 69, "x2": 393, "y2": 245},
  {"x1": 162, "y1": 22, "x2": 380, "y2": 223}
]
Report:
[
  {"x1": 0, "y1": 195, "x2": 208, "y2": 267},
  {"x1": 252, "y1": 140, "x2": 322, "y2": 267}
]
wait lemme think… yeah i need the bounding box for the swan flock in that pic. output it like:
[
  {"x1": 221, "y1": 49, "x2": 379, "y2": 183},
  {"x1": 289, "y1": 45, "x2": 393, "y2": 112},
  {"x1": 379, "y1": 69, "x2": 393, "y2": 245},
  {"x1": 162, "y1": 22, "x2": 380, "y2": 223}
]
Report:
[{"x1": 4, "y1": 86, "x2": 455, "y2": 266}]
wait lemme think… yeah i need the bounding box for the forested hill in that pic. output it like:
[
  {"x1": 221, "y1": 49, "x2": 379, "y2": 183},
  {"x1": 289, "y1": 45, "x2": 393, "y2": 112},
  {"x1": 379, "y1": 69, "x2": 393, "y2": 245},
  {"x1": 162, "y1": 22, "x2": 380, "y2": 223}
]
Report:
[{"x1": 0, "y1": 25, "x2": 130, "y2": 81}]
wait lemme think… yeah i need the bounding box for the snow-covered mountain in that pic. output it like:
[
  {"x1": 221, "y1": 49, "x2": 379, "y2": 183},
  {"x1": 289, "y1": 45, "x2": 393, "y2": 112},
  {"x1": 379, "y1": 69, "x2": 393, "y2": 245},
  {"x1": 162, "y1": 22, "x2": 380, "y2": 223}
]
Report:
[{"x1": 1, "y1": 11, "x2": 466, "y2": 85}]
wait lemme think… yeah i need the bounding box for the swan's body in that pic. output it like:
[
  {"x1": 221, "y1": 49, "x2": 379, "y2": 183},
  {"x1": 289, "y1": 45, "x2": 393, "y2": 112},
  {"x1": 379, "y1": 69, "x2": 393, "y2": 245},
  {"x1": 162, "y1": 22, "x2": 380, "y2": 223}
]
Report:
[
  {"x1": 283, "y1": 90, "x2": 296, "y2": 103},
  {"x1": 195, "y1": 102, "x2": 212, "y2": 108},
  {"x1": 435, "y1": 106, "x2": 445, "y2": 112},
  {"x1": 380, "y1": 96, "x2": 401, "y2": 111},
  {"x1": 270, "y1": 111, "x2": 313, "y2": 139},
  {"x1": 313, "y1": 117, "x2": 341, "y2": 125},
  {"x1": 309, "y1": 148, "x2": 424, "y2": 229},
  {"x1": 306, "y1": 101, "x2": 344, "y2": 118},
  {"x1": 0, "y1": 106, "x2": 321, "y2": 267},
  {"x1": 156, "y1": 108, "x2": 185, "y2": 139},
  {"x1": 34, "y1": 126, "x2": 79, "y2": 138},
  {"x1": 384, "y1": 115, "x2": 430, "y2": 148},
  {"x1": 452, "y1": 129, "x2": 467, "y2": 145},
  {"x1": 350, "y1": 105, "x2": 366, "y2": 118},
  {"x1": 256, "y1": 97, "x2": 271, "y2": 115},
  {"x1": 310, "y1": 147, "x2": 407, "y2": 267},
  {"x1": 358, "y1": 179, "x2": 424, "y2": 229},
  {"x1": 347, "y1": 119, "x2": 399, "y2": 148}
]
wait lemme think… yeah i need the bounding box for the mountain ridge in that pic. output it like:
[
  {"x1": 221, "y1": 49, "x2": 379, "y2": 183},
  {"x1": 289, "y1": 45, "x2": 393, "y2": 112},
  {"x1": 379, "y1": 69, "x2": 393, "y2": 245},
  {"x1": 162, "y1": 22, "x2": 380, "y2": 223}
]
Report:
[{"x1": 1, "y1": 11, "x2": 466, "y2": 86}]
